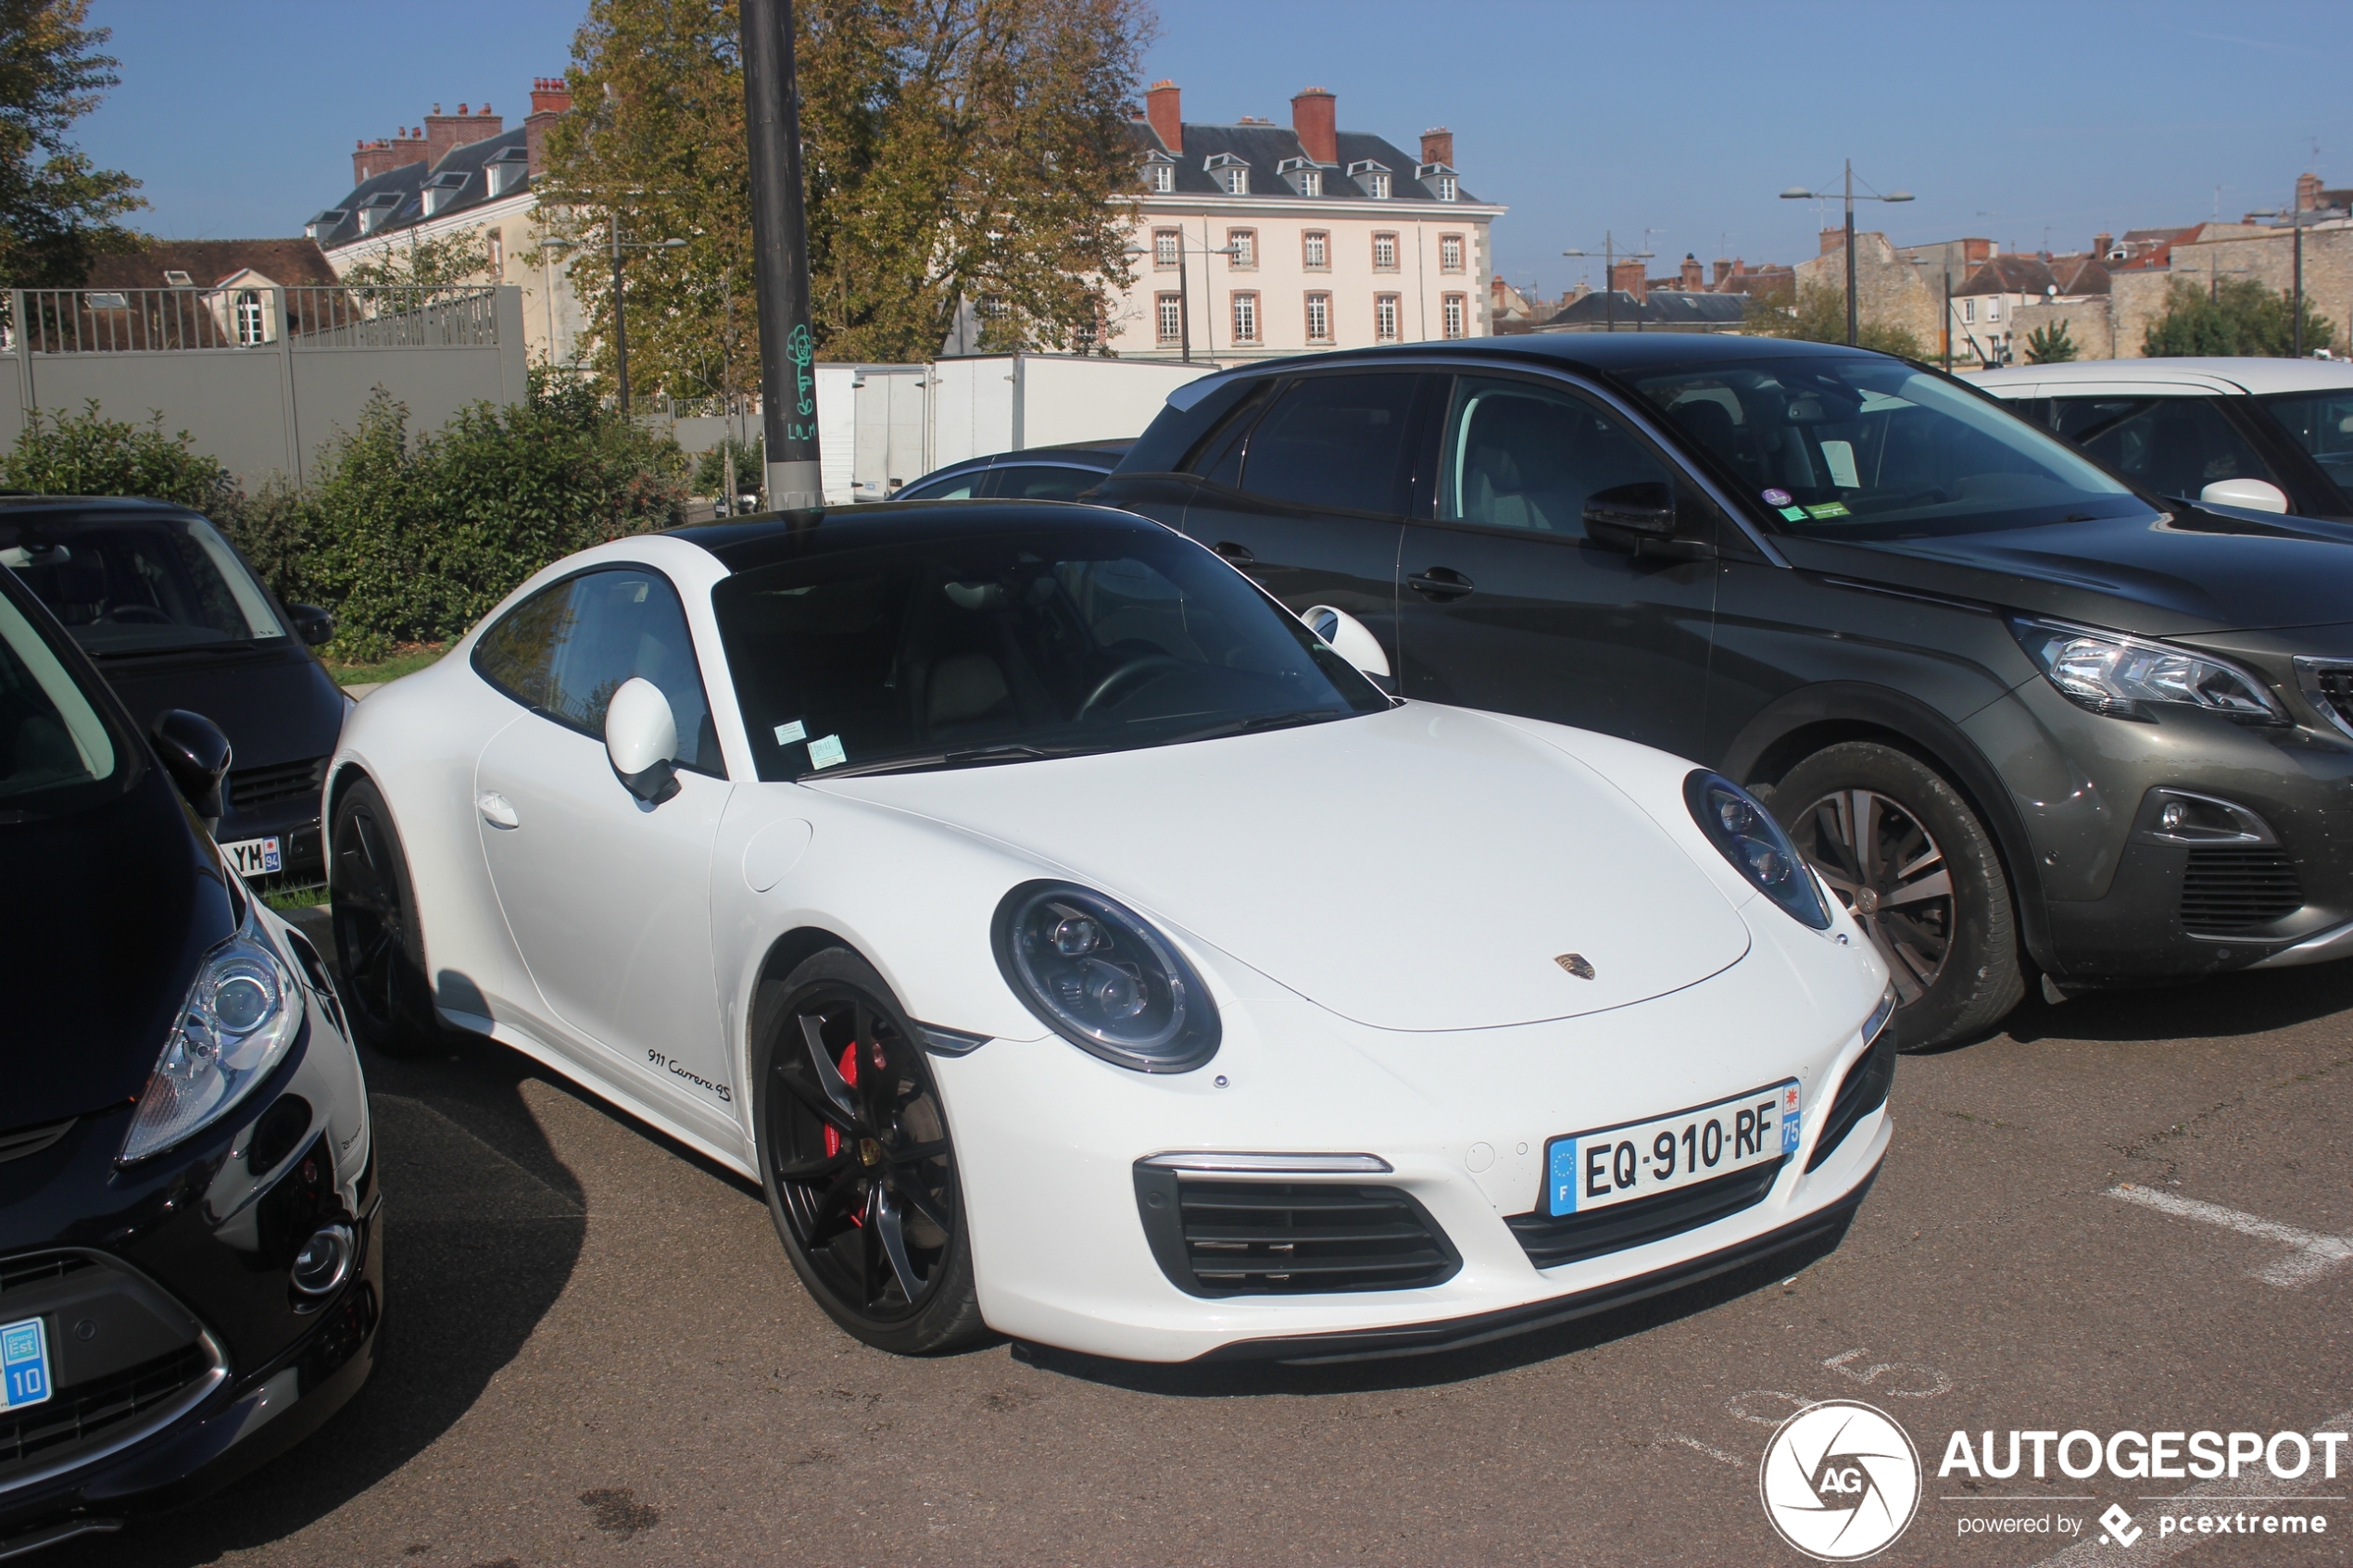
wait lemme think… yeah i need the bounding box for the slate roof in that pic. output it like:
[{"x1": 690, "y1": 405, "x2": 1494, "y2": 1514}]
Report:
[
  {"x1": 1538, "y1": 290, "x2": 1749, "y2": 330},
  {"x1": 309, "y1": 125, "x2": 534, "y2": 251},
  {"x1": 84, "y1": 238, "x2": 338, "y2": 290},
  {"x1": 1955, "y1": 253, "x2": 2110, "y2": 298},
  {"x1": 1133, "y1": 121, "x2": 1478, "y2": 205}
]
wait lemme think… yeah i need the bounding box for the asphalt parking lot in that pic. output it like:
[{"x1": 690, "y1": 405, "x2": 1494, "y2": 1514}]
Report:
[{"x1": 67, "y1": 909, "x2": 2353, "y2": 1567}]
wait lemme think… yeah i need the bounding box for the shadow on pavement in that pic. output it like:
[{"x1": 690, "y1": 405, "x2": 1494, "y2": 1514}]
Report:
[
  {"x1": 2002, "y1": 958, "x2": 2353, "y2": 1047},
  {"x1": 59, "y1": 909, "x2": 590, "y2": 1567}
]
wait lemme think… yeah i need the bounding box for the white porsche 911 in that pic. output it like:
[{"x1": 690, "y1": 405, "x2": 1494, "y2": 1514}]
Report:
[{"x1": 326, "y1": 501, "x2": 1894, "y2": 1363}]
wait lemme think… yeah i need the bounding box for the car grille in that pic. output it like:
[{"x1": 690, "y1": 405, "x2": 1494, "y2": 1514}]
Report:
[
  {"x1": 231, "y1": 756, "x2": 324, "y2": 812},
  {"x1": 0, "y1": 1344, "x2": 214, "y2": 1481},
  {"x1": 0, "y1": 1253, "x2": 97, "y2": 1293},
  {"x1": 1133, "y1": 1173, "x2": 1461, "y2": 1298},
  {"x1": 1807, "y1": 1029, "x2": 1896, "y2": 1174},
  {"x1": 2180, "y1": 847, "x2": 2303, "y2": 933},
  {"x1": 1506, "y1": 1160, "x2": 1785, "y2": 1271},
  {"x1": 2301, "y1": 660, "x2": 2353, "y2": 736}
]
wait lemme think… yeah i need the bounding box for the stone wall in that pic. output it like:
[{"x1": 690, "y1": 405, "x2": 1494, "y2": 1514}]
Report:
[
  {"x1": 1794, "y1": 231, "x2": 1941, "y2": 349},
  {"x1": 2008, "y1": 299, "x2": 2117, "y2": 362}
]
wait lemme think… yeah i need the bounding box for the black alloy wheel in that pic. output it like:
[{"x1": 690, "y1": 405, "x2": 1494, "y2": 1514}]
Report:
[
  {"x1": 1774, "y1": 741, "x2": 2025, "y2": 1051},
  {"x1": 754, "y1": 948, "x2": 982, "y2": 1354},
  {"x1": 328, "y1": 777, "x2": 448, "y2": 1057}
]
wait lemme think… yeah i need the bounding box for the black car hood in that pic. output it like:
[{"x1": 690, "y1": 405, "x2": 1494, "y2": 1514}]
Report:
[
  {"x1": 0, "y1": 766, "x2": 234, "y2": 1127},
  {"x1": 95, "y1": 643, "x2": 346, "y2": 771},
  {"x1": 1775, "y1": 508, "x2": 2353, "y2": 635}
]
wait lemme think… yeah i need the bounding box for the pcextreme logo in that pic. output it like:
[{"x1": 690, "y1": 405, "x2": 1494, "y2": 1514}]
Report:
[{"x1": 1759, "y1": 1399, "x2": 1923, "y2": 1562}]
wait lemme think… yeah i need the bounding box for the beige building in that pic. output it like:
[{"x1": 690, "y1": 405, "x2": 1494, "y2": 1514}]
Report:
[{"x1": 1102, "y1": 82, "x2": 1505, "y2": 364}]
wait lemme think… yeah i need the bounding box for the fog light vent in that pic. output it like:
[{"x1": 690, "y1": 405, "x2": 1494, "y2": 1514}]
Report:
[{"x1": 290, "y1": 1223, "x2": 354, "y2": 1297}]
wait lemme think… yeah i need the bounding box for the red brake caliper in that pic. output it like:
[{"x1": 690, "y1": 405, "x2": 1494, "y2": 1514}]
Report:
[{"x1": 824, "y1": 1042, "x2": 863, "y2": 1225}]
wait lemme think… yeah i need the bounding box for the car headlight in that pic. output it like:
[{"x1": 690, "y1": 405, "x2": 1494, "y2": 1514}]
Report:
[
  {"x1": 2011, "y1": 617, "x2": 2282, "y2": 723},
  {"x1": 120, "y1": 906, "x2": 304, "y2": 1164},
  {"x1": 1684, "y1": 771, "x2": 1832, "y2": 930},
  {"x1": 992, "y1": 882, "x2": 1220, "y2": 1073}
]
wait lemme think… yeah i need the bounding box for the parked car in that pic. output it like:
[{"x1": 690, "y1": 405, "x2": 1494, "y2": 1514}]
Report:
[
  {"x1": 0, "y1": 497, "x2": 348, "y2": 884},
  {"x1": 1970, "y1": 358, "x2": 2353, "y2": 521},
  {"x1": 326, "y1": 501, "x2": 1892, "y2": 1362},
  {"x1": 896, "y1": 439, "x2": 1132, "y2": 502},
  {"x1": 1094, "y1": 334, "x2": 2353, "y2": 1048},
  {"x1": 0, "y1": 566, "x2": 376, "y2": 1557}
]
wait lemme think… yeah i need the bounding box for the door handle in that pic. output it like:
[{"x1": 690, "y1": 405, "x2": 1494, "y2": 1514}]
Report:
[
  {"x1": 477, "y1": 791, "x2": 519, "y2": 829},
  {"x1": 1212, "y1": 540, "x2": 1257, "y2": 565},
  {"x1": 1407, "y1": 568, "x2": 1475, "y2": 601}
]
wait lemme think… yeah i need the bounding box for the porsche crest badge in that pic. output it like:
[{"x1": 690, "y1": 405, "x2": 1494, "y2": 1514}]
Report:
[{"x1": 1554, "y1": 953, "x2": 1595, "y2": 980}]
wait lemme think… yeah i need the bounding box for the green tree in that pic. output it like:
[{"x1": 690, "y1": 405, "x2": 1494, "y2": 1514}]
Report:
[
  {"x1": 0, "y1": 0, "x2": 142, "y2": 285},
  {"x1": 542, "y1": 0, "x2": 1151, "y2": 399},
  {"x1": 2143, "y1": 277, "x2": 2334, "y2": 358},
  {"x1": 338, "y1": 229, "x2": 496, "y2": 290},
  {"x1": 1747, "y1": 280, "x2": 1925, "y2": 359},
  {"x1": 2024, "y1": 319, "x2": 2078, "y2": 364}
]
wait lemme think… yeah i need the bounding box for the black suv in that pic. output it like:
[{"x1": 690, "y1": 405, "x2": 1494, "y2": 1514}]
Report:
[{"x1": 1097, "y1": 334, "x2": 2353, "y2": 1047}]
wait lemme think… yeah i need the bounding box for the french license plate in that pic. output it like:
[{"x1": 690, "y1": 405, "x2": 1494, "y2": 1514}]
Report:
[
  {"x1": 1545, "y1": 1080, "x2": 1801, "y2": 1218},
  {"x1": 2, "y1": 1316, "x2": 49, "y2": 1410},
  {"x1": 221, "y1": 835, "x2": 283, "y2": 878}
]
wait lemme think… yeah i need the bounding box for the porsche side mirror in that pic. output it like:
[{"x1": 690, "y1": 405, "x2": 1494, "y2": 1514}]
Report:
[
  {"x1": 152, "y1": 709, "x2": 232, "y2": 830},
  {"x1": 2199, "y1": 477, "x2": 2290, "y2": 515},
  {"x1": 1299, "y1": 603, "x2": 1397, "y2": 695},
  {"x1": 288, "y1": 603, "x2": 336, "y2": 646},
  {"x1": 605, "y1": 678, "x2": 681, "y2": 804}
]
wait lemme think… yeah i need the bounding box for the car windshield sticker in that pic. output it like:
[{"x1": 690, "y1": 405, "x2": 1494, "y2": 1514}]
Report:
[
  {"x1": 1761, "y1": 487, "x2": 1793, "y2": 507},
  {"x1": 1820, "y1": 439, "x2": 1862, "y2": 489},
  {"x1": 2, "y1": 1317, "x2": 49, "y2": 1410},
  {"x1": 774, "y1": 720, "x2": 808, "y2": 745},
  {"x1": 1779, "y1": 506, "x2": 1810, "y2": 521},
  {"x1": 807, "y1": 734, "x2": 847, "y2": 770},
  {"x1": 1806, "y1": 502, "x2": 1852, "y2": 520}
]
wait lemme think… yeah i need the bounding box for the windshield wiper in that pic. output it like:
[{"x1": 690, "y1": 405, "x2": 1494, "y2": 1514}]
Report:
[
  {"x1": 810, "y1": 742, "x2": 1075, "y2": 780},
  {"x1": 1166, "y1": 709, "x2": 1344, "y2": 746}
]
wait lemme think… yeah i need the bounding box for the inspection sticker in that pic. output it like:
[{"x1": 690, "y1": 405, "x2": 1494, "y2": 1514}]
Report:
[
  {"x1": 1760, "y1": 487, "x2": 1793, "y2": 507},
  {"x1": 2, "y1": 1317, "x2": 50, "y2": 1410},
  {"x1": 1805, "y1": 501, "x2": 1852, "y2": 520},
  {"x1": 773, "y1": 720, "x2": 808, "y2": 745},
  {"x1": 807, "y1": 734, "x2": 846, "y2": 770}
]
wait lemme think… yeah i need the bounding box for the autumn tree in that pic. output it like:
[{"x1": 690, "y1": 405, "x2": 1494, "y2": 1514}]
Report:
[
  {"x1": 542, "y1": 0, "x2": 1151, "y2": 401},
  {"x1": 0, "y1": 0, "x2": 141, "y2": 285}
]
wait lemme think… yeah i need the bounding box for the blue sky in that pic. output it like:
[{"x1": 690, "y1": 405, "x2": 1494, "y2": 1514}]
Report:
[{"x1": 81, "y1": 0, "x2": 2353, "y2": 294}]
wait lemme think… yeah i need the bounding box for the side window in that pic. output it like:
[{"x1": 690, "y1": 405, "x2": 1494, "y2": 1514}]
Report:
[
  {"x1": 984, "y1": 465, "x2": 1098, "y2": 501},
  {"x1": 899, "y1": 470, "x2": 978, "y2": 500},
  {"x1": 1439, "y1": 378, "x2": 1669, "y2": 536},
  {"x1": 472, "y1": 567, "x2": 724, "y2": 777},
  {"x1": 2046, "y1": 395, "x2": 2280, "y2": 499},
  {"x1": 1239, "y1": 373, "x2": 1423, "y2": 515}
]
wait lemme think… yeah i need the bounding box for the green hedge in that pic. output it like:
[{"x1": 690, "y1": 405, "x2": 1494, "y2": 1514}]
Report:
[{"x1": 0, "y1": 375, "x2": 688, "y2": 662}]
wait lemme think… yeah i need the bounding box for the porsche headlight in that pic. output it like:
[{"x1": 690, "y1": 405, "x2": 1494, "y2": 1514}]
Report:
[
  {"x1": 993, "y1": 882, "x2": 1220, "y2": 1073},
  {"x1": 2011, "y1": 617, "x2": 2283, "y2": 723},
  {"x1": 120, "y1": 907, "x2": 304, "y2": 1164},
  {"x1": 1684, "y1": 771, "x2": 1832, "y2": 930}
]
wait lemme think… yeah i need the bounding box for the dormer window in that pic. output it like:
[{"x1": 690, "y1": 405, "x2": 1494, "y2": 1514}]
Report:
[
  {"x1": 1142, "y1": 151, "x2": 1176, "y2": 194},
  {"x1": 356, "y1": 194, "x2": 401, "y2": 234},
  {"x1": 1348, "y1": 159, "x2": 1391, "y2": 199},
  {"x1": 420, "y1": 171, "x2": 469, "y2": 218},
  {"x1": 484, "y1": 150, "x2": 528, "y2": 199},
  {"x1": 161, "y1": 270, "x2": 192, "y2": 288},
  {"x1": 304, "y1": 209, "x2": 346, "y2": 241},
  {"x1": 1203, "y1": 153, "x2": 1249, "y2": 195},
  {"x1": 234, "y1": 290, "x2": 266, "y2": 346},
  {"x1": 1417, "y1": 162, "x2": 1460, "y2": 202},
  {"x1": 1277, "y1": 157, "x2": 1325, "y2": 198}
]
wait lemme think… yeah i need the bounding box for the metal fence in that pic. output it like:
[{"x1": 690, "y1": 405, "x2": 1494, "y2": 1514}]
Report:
[
  {"x1": 284, "y1": 286, "x2": 502, "y2": 349},
  {"x1": 4, "y1": 285, "x2": 503, "y2": 354}
]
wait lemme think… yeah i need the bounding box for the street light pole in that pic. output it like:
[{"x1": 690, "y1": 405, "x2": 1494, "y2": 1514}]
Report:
[
  {"x1": 1177, "y1": 235, "x2": 1191, "y2": 364},
  {"x1": 2251, "y1": 206, "x2": 2330, "y2": 357},
  {"x1": 1562, "y1": 232, "x2": 1653, "y2": 333},
  {"x1": 1781, "y1": 162, "x2": 1913, "y2": 346},
  {"x1": 744, "y1": 0, "x2": 824, "y2": 509}
]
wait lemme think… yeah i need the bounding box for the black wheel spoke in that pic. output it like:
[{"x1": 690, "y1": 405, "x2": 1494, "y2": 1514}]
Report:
[
  {"x1": 805, "y1": 1165, "x2": 865, "y2": 1248},
  {"x1": 775, "y1": 1061, "x2": 860, "y2": 1133},
  {"x1": 874, "y1": 1189, "x2": 925, "y2": 1300},
  {"x1": 885, "y1": 1138, "x2": 950, "y2": 1164},
  {"x1": 799, "y1": 1012, "x2": 860, "y2": 1121},
  {"x1": 861, "y1": 1185, "x2": 887, "y2": 1305},
  {"x1": 895, "y1": 1176, "x2": 952, "y2": 1233},
  {"x1": 774, "y1": 1148, "x2": 853, "y2": 1183}
]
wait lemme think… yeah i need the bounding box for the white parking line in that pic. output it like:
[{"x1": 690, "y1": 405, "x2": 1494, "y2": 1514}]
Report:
[
  {"x1": 2107, "y1": 1185, "x2": 2353, "y2": 1287},
  {"x1": 2032, "y1": 1403, "x2": 2353, "y2": 1566}
]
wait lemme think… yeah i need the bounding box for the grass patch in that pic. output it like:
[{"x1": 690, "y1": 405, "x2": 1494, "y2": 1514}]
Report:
[
  {"x1": 263, "y1": 883, "x2": 329, "y2": 911},
  {"x1": 323, "y1": 642, "x2": 445, "y2": 687}
]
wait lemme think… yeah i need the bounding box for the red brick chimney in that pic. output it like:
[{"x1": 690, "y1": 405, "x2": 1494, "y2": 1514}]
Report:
[
  {"x1": 1610, "y1": 259, "x2": 1647, "y2": 302},
  {"x1": 2093, "y1": 231, "x2": 2114, "y2": 258},
  {"x1": 525, "y1": 77, "x2": 573, "y2": 175},
  {"x1": 1679, "y1": 254, "x2": 1703, "y2": 291},
  {"x1": 354, "y1": 128, "x2": 427, "y2": 185},
  {"x1": 1419, "y1": 127, "x2": 1453, "y2": 169},
  {"x1": 1291, "y1": 87, "x2": 1336, "y2": 167},
  {"x1": 1146, "y1": 81, "x2": 1182, "y2": 155},
  {"x1": 1712, "y1": 257, "x2": 1732, "y2": 288},
  {"x1": 2297, "y1": 171, "x2": 2324, "y2": 212},
  {"x1": 422, "y1": 102, "x2": 503, "y2": 169}
]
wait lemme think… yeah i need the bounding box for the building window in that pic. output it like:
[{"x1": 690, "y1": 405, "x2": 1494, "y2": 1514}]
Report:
[
  {"x1": 1227, "y1": 229, "x2": 1256, "y2": 270},
  {"x1": 1299, "y1": 169, "x2": 1322, "y2": 197},
  {"x1": 487, "y1": 229, "x2": 504, "y2": 270},
  {"x1": 1367, "y1": 171, "x2": 1390, "y2": 200},
  {"x1": 1442, "y1": 294, "x2": 1466, "y2": 339},
  {"x1": 1962, "y1": 298, "x2": 1975, "y2": 323},
  {"x1": 1231, "y1": 291, "x2": 1259, "y2": 344},
  {"x1": 1434, "y1": 174, "x2": 1457, "y2": 202},
  {"x1": 1305, "y1": 292, "x2": 1331, "y2": 343},
  {"x1": 1439, "y1": 233, "x2": 1464, "y2": 273},
  {"x1": 1988, "y1": 296, "x2": 2003, "y2": 321},
  {"x1": 1375, "y1": 294, "x2": 1400, "y2": 342},
  {"x1": 1148, "y1": 161, "x2": 1174, "y2": 194},
  {"x1": 1156, "y1": 293, "x2": 1183, "y2": 345},
  {"x1": 1373, "y1": 232, "x2": 1399, "y2": 271},
  {"x1": 1153, "y1": 228, "x2": 1180, "y2": 270},
  {"x1": 1302, "y1": 231, "x2": 1328, "y2": 270},
  {"x1": 234, "y1": 290, "x2": 266, "y2": 345},
  {"x1": 1221, "y1": 165, "x2": 1249, "y2": 195}
]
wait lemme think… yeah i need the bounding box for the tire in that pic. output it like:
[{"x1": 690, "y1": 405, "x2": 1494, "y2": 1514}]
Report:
[
  {"x1": 1772, "y1": 742, "x2": 2025, "y2": 1051},
  {"x1": 751, "y1": 948, "x2": 985, "y2": 1355},
  {"x1": 328, "y1": 777, "x2": 451, "y2": 1058}
]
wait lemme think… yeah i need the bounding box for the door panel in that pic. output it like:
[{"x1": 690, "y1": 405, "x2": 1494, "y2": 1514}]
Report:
[{"x1": 1394, "y1": 375, "x2": 1717, "y2": 759}]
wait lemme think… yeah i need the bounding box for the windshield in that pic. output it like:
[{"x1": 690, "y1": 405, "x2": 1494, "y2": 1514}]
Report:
[
  {"x1": 0, "y1": 511, "x2": 288, "y2": 656},
  {"x1": 711, "y1": 526, "x2": 1390, "y2": 780},
  {"x1": 1630, "y1": 356, "x2": 2148, "y2": 540},
  {"x1": 2258, "y1": 391, "x2": 2353, "y2": 512},
  {"x1": 0, "y1": 579, "x2": 129, "y2": 822}
]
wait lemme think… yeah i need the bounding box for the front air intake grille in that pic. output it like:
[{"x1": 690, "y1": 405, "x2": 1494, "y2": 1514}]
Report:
[
  {"x1": 231, "y1": 755, "x2": 324, "y2": 811},
  {"x1": 1807, "y1": 1029, "x2": 1897, "y2": 1174},
  {"x1": 2302, "y1": 660, "x2": 2353, "y2": 737},
  {"x1": 0, "y1": 1253, "x2": 96, "y2": 1295},
  {"x1": 1133, "y1": 1171, "x2": 1461, "y2": 1298},
  {"x1": 2181, "y1": 847, "x2": 2303, "y2": 933},
  {"x1": 1506, "y1": 1160, "x2": 1784, "y2": 1272},
  {"x1": 0, "y1": 1343, "x2": 214, "y2": 1480}
]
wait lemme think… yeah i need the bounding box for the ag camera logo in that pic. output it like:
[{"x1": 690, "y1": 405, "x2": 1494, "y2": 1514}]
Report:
[{"x1": 1759, "y1": 1399, "x2": 1922, "y2": 1561}]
